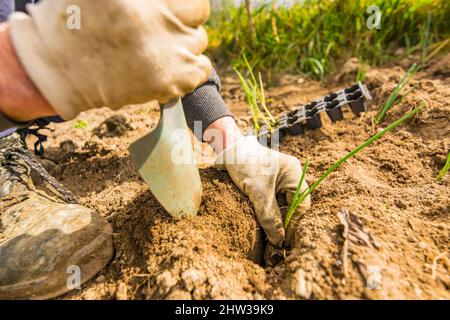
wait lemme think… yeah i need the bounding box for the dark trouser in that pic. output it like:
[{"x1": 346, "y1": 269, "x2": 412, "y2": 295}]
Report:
[
  {"x1": 0, "y1": 0, "x2": 31, "y2": 22},
  {"x1": 0, "y1": 0, "x2": 14, "y2": 23}
]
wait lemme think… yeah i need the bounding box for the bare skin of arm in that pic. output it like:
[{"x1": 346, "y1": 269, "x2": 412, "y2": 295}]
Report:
[
  {"x1": 0, "y1": 22, "x2": 57, "y2": 122},
  {"x1": 204, "y1": 116, "x2": 243, "y2": 154}
]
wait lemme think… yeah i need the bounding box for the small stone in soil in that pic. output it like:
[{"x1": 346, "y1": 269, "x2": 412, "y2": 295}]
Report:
[{"x1": 115, "y1": 282, "x2": 128, "y2": 300}]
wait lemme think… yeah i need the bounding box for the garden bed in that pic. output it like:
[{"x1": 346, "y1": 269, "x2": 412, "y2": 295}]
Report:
[{"x1": 33, "y1": 56, "x2": 449, "y2": 300}]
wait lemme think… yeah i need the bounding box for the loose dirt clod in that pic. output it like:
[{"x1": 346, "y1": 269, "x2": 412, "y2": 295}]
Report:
[{"x1": 94, "y1": 115, "x2": 131, "y2": 138}]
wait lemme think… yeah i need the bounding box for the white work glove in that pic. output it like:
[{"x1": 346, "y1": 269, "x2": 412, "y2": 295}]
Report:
[
  {"x1": 216, "y1": 136, "x2": 311, "y2": 247},
  {"x1": 9, "y1": 0, "x2": 212, "y2": 120}
]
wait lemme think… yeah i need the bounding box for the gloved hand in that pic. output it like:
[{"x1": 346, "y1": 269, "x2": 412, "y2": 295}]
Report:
[
  {"x1": 216, "y1": 136, "x2": 311, "y2": 247},
  {"x1": 8, "y1": 0, "x2": 212, "y2": 120}
]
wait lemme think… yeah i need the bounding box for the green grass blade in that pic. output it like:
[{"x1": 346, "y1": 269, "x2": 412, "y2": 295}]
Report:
[
  {"x1": 258, "y1": 72, "x2": 275, "y2": 123},
  {"x1": 207, "y1": 1, "x2": 449, "y2": 81},
  {"x1": 292, "y1": 158, "x2": 310, "y2": 204},
  {"x1": 286, "y1": 158, "x2": 310, "y2": 226},
  {"x1": 356, "y1": 65, "x2": 367, "y2": 82},
  {"x1": 285, "y1": 103, "x2": 425, "y2": 229},
  {"x1": 235, "y1": 67, "x2": 260, "y2": 131},
  {"x1": 236, "y1": 54, "x2": 275, "y2": 133},
  {"x1": 243, "y1": 54, "x2": 258, "y2": 88},
  {"x1": 375, "y1": 63, "x2": 419, "y2": 124},
  {"x1": 436, "y1": 152, "x2": 450, "y2": 182}
]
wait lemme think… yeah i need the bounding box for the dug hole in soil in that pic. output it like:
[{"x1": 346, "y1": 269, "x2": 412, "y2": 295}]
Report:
[{"x1": 30, "y1": 55, "x2": 449, "y2": 300}]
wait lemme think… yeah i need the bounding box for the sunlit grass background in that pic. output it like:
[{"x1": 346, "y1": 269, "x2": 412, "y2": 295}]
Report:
[{"x1": 207, "y1": 0, "x2": 450, "y2": 81}]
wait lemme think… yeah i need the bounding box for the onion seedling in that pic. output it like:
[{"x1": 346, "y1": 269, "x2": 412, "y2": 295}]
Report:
[
  {"x1": 436, "y1": 152, "x2": 450, "y2": 182},
  {"x1": 375, "y1": 63, "x2": 419, "y2": 124},
  {"x1": 356, "y1": 66, "x2": 367, "y2": 83},
  {"x1": 285, "y1": 103, "x2": 425, "y2": 229},
  {"x1": 234, "y1": 54, "x2": 275, "y2": 134},
  {"x1": 290, "y1": 157, "x2": 310, "y2": 210}
]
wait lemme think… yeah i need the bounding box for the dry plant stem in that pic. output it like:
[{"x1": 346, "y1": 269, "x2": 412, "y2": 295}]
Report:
[
  {"x1": 421, "y1": 13, "x2": 432, "y2": 65},
  {"x1": 338, "y1": 210, "x2": 350, "y2": 278},
  {"x1": 244, "y1": 0, "x2": 255, "y2": 44},
  {"x1": 431, "y1": 252, "x2": 447, "y2": 280},
  {"x1": 426, "y1": 38, "x2": 450, "y2": 62},
  {"x1": 341, "y1": 235, "x2": 349, "y2": 278},
  {"x1": 284, "y1": 103, "x2": 425, "y2": 229}
]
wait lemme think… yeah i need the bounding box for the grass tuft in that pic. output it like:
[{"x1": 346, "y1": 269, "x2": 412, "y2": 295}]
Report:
[{"x1": 208, "y1": 0, "x2": 449, "y2": 82}]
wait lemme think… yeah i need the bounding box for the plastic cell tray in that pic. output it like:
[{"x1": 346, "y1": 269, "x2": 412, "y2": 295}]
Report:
[{"x1": 256, "y1": 82, "x2": 372, "y2": 146}]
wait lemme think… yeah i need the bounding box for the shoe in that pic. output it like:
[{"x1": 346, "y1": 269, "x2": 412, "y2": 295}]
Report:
[{"x1": 0, "y1": 133, "x2": 113, "y2": 299}]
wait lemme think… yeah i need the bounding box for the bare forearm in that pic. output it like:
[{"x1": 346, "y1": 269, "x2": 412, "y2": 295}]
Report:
[{"x1": 0, "y1": 22, "x2": 56, "y2": 122}]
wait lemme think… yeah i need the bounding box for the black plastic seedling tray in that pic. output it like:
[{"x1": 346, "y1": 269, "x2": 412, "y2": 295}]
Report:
[{"x1": 256, "y1": 82, "x2": 372, "y2": 146}]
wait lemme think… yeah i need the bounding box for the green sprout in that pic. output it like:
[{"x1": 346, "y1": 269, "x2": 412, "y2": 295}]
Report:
[
  {"x1": 290, "y1": 157, "x2": 310, "y2": 210},
  {"x1": 74, "y1": 120, "x2": 89, "y2": 129},
  {"x1": 234, "y1": 54, "x2": 275, "y2": 134},
  {"x1": 375, "y1": 63, "x2": 419, "y2": 124},
  {"x1": 285, "y1": 103, "x2": 425, "y2": 229},
  {"x1": 356, "y1": 65, "x2": 367, "y2": 83},
  {"x1": 436, "y1": 152, "x2": 450, "y2": 182}
]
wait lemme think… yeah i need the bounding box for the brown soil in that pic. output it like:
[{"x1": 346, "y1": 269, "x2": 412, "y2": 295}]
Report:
[{"x1": 31, "y1": 56, "x2": 449, "y2": 300}]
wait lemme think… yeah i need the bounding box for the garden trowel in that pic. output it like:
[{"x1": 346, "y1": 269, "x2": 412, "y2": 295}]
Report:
[{"x1": 129, "y1": 99, "x2": 202, "y2": 219}]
